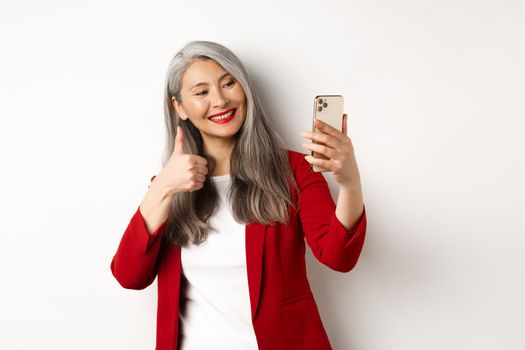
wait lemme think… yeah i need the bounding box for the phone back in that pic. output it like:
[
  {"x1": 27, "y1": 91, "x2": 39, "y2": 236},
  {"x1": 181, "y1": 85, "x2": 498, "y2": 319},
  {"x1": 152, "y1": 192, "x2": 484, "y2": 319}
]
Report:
[{"x1": 311, "y1": 95, "x2": 344, "y2": 172}]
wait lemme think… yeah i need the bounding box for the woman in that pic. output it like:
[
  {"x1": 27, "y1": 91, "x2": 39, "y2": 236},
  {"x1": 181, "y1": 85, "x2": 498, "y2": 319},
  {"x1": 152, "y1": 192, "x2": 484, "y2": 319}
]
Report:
[{"x1": 110, "y1": 40, "x2": 367, "y2": 350}]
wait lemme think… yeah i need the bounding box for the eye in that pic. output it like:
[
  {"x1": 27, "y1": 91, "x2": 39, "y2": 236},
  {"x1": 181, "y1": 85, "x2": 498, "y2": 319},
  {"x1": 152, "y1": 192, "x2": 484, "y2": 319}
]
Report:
[{"x1": 195, "y1": 81, "x2": 235, "y2": 96}]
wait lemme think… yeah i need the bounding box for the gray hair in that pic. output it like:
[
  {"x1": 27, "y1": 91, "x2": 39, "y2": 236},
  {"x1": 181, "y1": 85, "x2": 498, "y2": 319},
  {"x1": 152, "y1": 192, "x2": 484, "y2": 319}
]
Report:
[{"x1": 162, "y1": 40, "x2": 299, "y2": 247}]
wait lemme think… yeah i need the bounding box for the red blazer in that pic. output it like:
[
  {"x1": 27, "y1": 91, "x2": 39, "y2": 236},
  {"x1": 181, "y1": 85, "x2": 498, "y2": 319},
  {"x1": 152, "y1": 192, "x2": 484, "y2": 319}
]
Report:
[{"x1": 110, "y1": 149, "x2": 367, "y2": 349}]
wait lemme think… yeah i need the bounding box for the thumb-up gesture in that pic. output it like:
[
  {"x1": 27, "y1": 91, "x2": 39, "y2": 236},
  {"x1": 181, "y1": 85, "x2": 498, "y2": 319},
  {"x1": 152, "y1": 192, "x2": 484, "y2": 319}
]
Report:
[{"x1": 157, "y1": 126, "x2": 209, "y2": 195}]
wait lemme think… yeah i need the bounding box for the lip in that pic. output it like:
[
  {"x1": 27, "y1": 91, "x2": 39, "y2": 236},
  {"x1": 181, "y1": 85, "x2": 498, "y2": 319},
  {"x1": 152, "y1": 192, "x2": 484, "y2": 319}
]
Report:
[
  {"x1": 208, "y1": 108, "x2": 236, "y2": 118},
  {"x1": 208, "y1": 108, "x2": 237, "y2": 124}
]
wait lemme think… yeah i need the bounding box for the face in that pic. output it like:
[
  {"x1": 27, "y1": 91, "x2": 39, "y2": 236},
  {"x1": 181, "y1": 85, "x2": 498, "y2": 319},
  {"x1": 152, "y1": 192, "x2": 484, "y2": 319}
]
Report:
[{"x1": 172, "y1": 59, "x2": 247, "y2": 149}]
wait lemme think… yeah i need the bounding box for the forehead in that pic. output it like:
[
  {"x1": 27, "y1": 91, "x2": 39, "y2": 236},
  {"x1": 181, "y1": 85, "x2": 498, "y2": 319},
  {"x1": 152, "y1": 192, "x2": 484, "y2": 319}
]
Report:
[{"x1": 183, "y1": 59, "x2": 231, "y2": 89}]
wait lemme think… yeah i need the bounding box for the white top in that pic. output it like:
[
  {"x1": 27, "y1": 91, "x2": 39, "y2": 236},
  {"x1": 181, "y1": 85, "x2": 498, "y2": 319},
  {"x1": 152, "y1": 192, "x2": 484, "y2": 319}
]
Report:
[{"x1": 179, "y1": 174, "x2": 259, "y2": 350}]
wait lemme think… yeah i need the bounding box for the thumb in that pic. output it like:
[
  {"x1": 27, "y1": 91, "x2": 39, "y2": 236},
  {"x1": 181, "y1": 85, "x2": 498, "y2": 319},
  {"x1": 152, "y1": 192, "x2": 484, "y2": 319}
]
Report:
[{"x1": 173, "y1": 125, "x2": 186, "y2": 155}]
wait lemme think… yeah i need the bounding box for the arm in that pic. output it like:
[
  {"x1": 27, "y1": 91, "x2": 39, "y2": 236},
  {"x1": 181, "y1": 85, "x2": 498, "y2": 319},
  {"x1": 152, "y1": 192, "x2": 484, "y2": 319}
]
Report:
[
  {"x1": 336, "y1": 181, "x2": 364, "y2": 231},
  {"x1": 296, "y1": 156, "x2": 367, "y2": 272},
  {"x1": 110, "y1": 175, "x2": 171, "y2": 289}
]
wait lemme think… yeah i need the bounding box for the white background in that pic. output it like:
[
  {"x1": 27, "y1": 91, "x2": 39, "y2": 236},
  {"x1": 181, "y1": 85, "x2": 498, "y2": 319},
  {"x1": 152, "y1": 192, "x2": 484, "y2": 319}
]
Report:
[{"x1": 1, "y1": 0, "x2": 524, "y2": 349}]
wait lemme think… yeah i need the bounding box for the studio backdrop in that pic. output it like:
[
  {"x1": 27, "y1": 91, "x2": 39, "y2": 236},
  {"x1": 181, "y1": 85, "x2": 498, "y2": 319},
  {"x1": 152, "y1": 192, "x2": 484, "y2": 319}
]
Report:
[{"x1": 0, "y1": 0, "x2": 523, "y2": 349}]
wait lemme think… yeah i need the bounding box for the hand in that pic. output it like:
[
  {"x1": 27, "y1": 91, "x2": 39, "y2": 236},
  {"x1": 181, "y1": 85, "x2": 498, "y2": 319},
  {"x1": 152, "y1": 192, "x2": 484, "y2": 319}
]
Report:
[
  {"x1": 301, "y1": 114, "x2": 361, "y2": 188},
  {"x1": 157, "y1": 126, "x2": 209, "y2": 194}
]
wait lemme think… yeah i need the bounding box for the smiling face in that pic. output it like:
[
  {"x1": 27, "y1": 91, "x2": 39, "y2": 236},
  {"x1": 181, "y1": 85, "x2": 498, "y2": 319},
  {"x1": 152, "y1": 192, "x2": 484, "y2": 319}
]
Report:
[{"x1": 172, "y1": 58, "x2": 247, "y2": 151}]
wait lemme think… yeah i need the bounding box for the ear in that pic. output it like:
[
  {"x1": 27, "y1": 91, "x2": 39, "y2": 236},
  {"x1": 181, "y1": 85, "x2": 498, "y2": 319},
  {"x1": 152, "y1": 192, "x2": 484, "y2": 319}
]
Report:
[{"x1": 171, "y1": 96, "x2": 187, "y2": 120}]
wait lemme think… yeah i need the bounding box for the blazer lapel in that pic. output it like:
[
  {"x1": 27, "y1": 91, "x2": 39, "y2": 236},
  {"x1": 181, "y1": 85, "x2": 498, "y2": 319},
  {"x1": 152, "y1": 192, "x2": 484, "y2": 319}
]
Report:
[{"x1": 245, "y1": 221, "x2": 267, "y2": 321}]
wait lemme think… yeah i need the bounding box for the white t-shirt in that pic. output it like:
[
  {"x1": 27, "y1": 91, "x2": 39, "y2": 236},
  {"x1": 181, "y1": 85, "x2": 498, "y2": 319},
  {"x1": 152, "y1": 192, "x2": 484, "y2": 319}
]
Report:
[{"x1": 179, "y1": 174, "x2": 259, "y2": 350}]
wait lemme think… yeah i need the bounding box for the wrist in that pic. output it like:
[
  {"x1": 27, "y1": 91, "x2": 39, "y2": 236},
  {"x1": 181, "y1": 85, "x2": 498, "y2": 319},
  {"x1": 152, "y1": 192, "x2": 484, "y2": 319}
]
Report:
[
  {"x1": 339, "y1": 180, "x2": 362, "y2": 193},
  {"x1": 149, "y1": 176, "x2": 174, "y2": 202}
]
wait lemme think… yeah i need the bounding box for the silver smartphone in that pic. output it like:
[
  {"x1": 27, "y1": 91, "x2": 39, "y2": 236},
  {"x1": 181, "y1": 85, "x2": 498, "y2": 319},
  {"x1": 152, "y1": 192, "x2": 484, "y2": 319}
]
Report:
[{"x1": 310, "y1": 95, "x2": 344, "y2": 172}]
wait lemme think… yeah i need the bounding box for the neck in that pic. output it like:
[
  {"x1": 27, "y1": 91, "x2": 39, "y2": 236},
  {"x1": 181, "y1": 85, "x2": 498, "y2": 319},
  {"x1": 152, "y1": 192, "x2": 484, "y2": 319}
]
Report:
[{"x1": 203, "y1": 137, "x2": 235, "y2": 176}]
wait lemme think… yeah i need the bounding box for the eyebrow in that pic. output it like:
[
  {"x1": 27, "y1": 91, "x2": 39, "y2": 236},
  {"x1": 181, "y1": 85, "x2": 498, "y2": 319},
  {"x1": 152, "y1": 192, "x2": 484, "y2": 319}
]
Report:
[{"x1": 189, "y1": 72, "x2": 232, "y2": 91}]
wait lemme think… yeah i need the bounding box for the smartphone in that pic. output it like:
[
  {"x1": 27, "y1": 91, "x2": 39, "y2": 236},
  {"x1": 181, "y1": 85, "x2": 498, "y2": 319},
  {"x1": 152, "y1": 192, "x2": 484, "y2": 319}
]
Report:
[{"x1": 310, "y1": 95, "x2": 344, "y2": 172}]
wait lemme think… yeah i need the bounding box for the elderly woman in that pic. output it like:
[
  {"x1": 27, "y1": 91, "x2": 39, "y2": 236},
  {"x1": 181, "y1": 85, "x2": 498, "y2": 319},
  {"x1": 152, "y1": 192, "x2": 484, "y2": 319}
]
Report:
[{"x1": 110, "y1": 40, "x2": 367, "y2": 350}]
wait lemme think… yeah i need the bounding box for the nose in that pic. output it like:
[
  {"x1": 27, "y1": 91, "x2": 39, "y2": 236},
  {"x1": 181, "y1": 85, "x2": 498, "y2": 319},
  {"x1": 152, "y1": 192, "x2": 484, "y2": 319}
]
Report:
[{"x1": 212, "y1": 88, "x2": 230, "y2": 108}]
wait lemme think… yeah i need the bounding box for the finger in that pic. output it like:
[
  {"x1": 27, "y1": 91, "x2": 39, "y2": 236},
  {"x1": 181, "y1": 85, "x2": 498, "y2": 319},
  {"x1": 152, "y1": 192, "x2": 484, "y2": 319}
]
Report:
[
  {"x1": 191, "y1": 155, "x2": 208, "y2": 166},
  {"x1": 304, "y1": 155, "x2": 333, "y2": 171},
  {"x1": 301, "y1": 130, "x2": 339, "y2": 149},
  {"x1": 193, "y1": 173, "x2": 207, "y2": 183},
  {"x1": 194, "y1": 163, "x2": 209, "y2": 175},
  {"x1": 303, "y1": 141, "x2": 337, "y2": 159},
  {"x1": 173, "y1": 126, "x2": 185, "y2": 155},
  {"x1": 314, "y1": 118, "x2": 346, "y2": 143}
]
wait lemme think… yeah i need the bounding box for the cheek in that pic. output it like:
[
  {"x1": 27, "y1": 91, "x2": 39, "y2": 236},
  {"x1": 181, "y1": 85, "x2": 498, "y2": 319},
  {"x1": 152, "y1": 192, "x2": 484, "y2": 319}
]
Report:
[
  {"x1": 187, "y1": 99, "x2": 208, "y2": 112},
  {"x1": 232, "y1": 85, "x2": 246, "y2": 99}
]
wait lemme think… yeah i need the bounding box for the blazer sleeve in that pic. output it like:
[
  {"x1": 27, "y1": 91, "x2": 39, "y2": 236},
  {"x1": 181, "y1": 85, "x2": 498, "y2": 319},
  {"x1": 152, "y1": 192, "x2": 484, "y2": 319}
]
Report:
[
  {"x1": 295, "y1": 155, "x2": 367, "y2": 272},
  {"x1": 110, "y1": 175, "x2": 168, "y2": 289}
]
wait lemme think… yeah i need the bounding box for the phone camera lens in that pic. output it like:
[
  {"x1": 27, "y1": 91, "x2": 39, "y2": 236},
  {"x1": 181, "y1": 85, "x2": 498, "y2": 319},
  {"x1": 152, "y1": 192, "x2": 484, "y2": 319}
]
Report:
[
  {"x1": 318, "y1": 98, "x2": 324, "y2": 104},
  {"x1": 323, "y1": 102, "x2": 328, "y2": 107},
  {"x1": 317, "y1": 106, "x2": 322, "y2": 112}
]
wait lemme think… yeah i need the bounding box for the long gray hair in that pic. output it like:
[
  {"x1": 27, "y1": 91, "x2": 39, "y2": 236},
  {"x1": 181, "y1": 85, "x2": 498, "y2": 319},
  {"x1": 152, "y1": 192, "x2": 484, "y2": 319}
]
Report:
[{"x1": 161, "y1": 40, "x2": 299, "y2": 247}]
